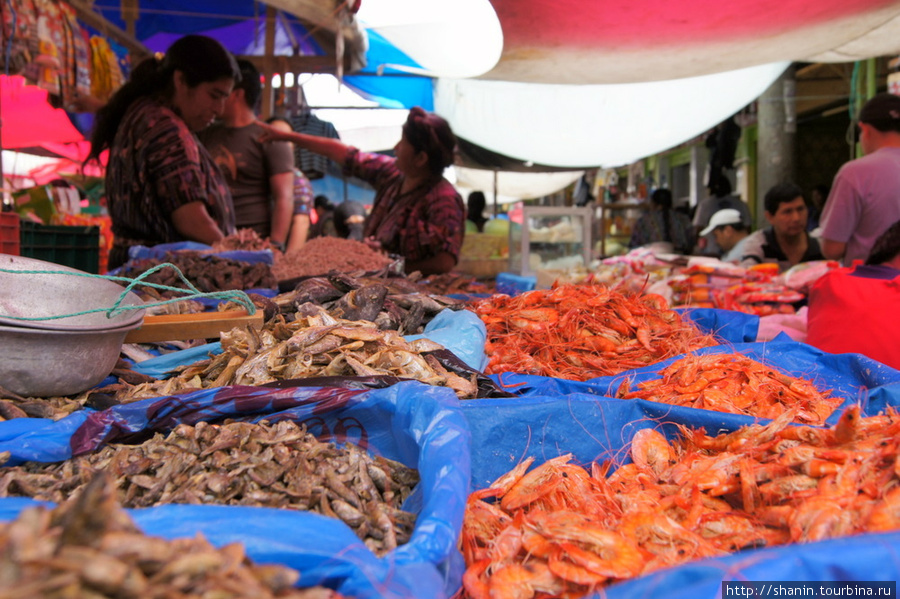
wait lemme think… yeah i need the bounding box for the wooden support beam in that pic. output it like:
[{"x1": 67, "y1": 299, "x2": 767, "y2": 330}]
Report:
[
  {"x1": 69, "y1": 0, "x2": 151, "y2": 61},
  {"x1": 262, "y1": 6, "x2": 277, "y2": 120},
  {"x1": 120, "y1": 0, "x2": 139, "y2": 39},
  {"x1": 236, "y1": 54, "x2": 355, "y2": 77}
]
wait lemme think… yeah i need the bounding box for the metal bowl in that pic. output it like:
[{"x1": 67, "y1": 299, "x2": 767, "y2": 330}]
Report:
[
  {"x1": 0, "y1": 254, "x2": 145, "y2": 331},
  {"x1": 0, "y1": 321, "x2": 140, "y2": 397}
]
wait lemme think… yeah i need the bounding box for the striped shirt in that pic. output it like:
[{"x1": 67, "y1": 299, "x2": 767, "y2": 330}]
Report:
[
  {"x1": 105, "y1": 97, "x2": 234, "y2": 266},
  {"x1": 346, "y1": 148, "x2": 464, "y2": 263}
]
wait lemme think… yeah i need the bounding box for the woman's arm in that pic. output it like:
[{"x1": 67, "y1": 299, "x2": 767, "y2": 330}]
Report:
[
  {"x1": 405, "y1": 251, "x2": 456, "y2": 277},
  {"x1": 171, "y1": 202, "x2": 226, "y2": 245},
  {"x1": 269, "y1": 171, "x2": 295, "y2": 245},
  {"x1": 257, "y1": 121, "x2": 350, "y2": 164}
]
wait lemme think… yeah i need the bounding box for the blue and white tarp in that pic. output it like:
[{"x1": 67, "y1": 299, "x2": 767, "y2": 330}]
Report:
[{"x1": 0, "y1": 381, "x2": 471, "y2": 599}]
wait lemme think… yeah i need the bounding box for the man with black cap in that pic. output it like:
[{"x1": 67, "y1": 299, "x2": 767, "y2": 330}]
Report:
[{"x1": 820, "y1": 92, "x2": 900, "y2": 266}]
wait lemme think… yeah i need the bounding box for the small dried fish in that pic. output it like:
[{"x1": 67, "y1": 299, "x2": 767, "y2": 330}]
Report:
[
  {"x1": 0, "y1": 420, "x2": 420, "y2": 556},
  {"x1": 0, "y1": 472, "x2": 341, "y2": 598}
]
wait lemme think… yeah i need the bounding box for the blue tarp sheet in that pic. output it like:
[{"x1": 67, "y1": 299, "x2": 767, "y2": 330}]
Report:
[
  {"x1": 7, "y1": 294, "x2": 900, "y2": 596},
  {"x1": 461, "y1": 382, "x2": 900, "y2": 598},
  {"x1": 0, "y1": 381, "x2": 471, "y2": 599},
  {"x1": 489, "y1": 338, "x2": 900, "y2": 422}
]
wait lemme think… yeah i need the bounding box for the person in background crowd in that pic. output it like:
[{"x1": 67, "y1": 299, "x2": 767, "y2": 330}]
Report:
[
  {"x1": 806, "y1": 183, "x2": 830, "y2": 233},
  {"x1": 820, "y1": 93, "x2": 900, "y2": 265},
  {"x1": 199, "y1": 59, "x2": 294, "y2": 251},
  {"x1": 806, "y1": 218, "x2": 900, "y2": 370},
  {"x1": 307, "y1": 195, "x2": 336, "y2": 239},
  {"x1": 692, "y1": 175, "x2": 752, "y2": 256},
  {"x1": 628, "y1": 188, "x2": 694, "y2": 254},
  {"x1": 332, "y1": 200, "x2": 367, "y2": 240},
  {"x1": 258, "y1": 106, "x2": 465, "y2": 276},
  {"x1": 467, "y1": 191, "x2": 489, "y2": 232},
  {"x1": 699, "y1": 208, "x2": 751, "y2": 263},
  {"x1": 86, "y1": 35, "x2": 240, "y2": 270},
  {"x1": 265, "y1": 116, "x2": 314, "y2": 252},
  {"x1": 739, "y1": 182, "x2": 824, "y2": 270}
]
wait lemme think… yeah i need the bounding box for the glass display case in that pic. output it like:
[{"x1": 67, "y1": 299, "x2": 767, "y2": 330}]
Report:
[
  {"x1": 596, "y1": 201, "x2": 646, "y2": 258},
  {"x1": 510, "y1": 206, "x2": 594, "y2": 276}
]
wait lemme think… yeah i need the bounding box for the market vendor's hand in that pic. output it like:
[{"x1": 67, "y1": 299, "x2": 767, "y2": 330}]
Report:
[{"x1": 364, "y1": 236, "x2": 383, "y2": 253}]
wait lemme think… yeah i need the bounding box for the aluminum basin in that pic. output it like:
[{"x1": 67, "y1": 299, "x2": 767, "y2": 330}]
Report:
[
  {"x1": 0, "y1": 321, "x2": 140, "y2": 397},
  {"x1": 0, "y1": 254, "x2": 145, "y2": 331}
]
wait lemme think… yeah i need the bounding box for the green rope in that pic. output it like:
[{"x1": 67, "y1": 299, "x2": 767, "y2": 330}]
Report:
[{"x1": 0, "y1": 262, "x2": 257, "y2": 322}]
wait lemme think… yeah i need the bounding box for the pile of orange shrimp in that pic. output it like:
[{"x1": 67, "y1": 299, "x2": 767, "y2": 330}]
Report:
[
  {"x1": 471, "y1": 282, "x2": 720, "y2": 381},
  {"x1": 457, "y1": 405, "x2": 900, "y2": 599},
  {"x1": 618, "y1": 352, "x2": 844, "y2": 425}
]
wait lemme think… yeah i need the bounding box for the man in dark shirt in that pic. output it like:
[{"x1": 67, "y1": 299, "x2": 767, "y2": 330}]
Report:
[
  {"x1": 199, "y1": 59, "x2": 294, "y2": 248},
  {"x1": 740, "y1": 182, "x2": 824, "y2": 270}
]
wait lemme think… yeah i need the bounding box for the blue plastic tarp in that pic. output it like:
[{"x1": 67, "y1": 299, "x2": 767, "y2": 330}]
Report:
[
  {"x1": 460, "y1": 385, "x2": 900, "y2": 599},
  {"x1": 0, "y1": 381, "x2": 471, "y2": 599},
  {"x1": 495, "y1": 339, "x2": 900, "y2": 425}
]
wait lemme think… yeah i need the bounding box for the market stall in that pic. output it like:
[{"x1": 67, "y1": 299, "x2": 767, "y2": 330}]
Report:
[{"x1": 4, "y1": 2, "x2": 900, "y2": 599}]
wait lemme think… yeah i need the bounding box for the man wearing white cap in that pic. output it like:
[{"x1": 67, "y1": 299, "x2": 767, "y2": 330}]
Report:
[{"x1": 699, "y1": 208, "x2": 750, "y2": 263}]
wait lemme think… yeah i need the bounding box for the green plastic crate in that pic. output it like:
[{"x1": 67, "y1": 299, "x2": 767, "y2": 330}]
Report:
[{"x1": 19, "y1": 221, "x2": 100, "y2": 274}]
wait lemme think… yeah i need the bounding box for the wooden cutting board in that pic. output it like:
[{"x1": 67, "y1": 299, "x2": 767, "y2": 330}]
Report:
[{"x1": 124, "y1": 309, "x2": 264, "y2": 344}]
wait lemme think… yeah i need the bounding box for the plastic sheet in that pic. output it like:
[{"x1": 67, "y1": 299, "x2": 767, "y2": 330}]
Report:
[
  {"x1": 126, "y1": 241, "x2": 275, "y2": 265},
  {"x1": 486, "y1": 338, "x2": 900, "y2": 419},
  {"x1": 460, "y1": 387, "x2": 900, "y2": 599},
  {"x1": 0, "y1": 381, "x2": 471, "y2": 599}
]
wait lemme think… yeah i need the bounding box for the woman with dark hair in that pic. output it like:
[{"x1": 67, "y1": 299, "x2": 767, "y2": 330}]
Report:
[
  {"x1": 259, "y1": 106, "x2": 464, "y2": 276},
  {"x1": 85, "y1": 35, "x2": 241, "y2": 269},
  {"x1": 628, "y1": 188, "x2": 694, "y2": 254}
]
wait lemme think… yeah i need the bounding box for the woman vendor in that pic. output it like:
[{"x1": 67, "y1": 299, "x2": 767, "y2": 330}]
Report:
[
  {"x1": 85, "y1": 35, "x2": 240, "y2": 270},
  {"x1": 259, "y1": 107, "x2": 465, "y2": 276}
]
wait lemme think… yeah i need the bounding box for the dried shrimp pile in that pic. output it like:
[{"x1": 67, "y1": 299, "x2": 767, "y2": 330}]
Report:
[
  {"x1": 0, "y1": 419, "x2": 419, "y2": 556},
  {"x1": 275, "y1": 270, "x2": 465, "y2": 335},
  {"x1": 0, "y1": 472, "x2": 340, "y2": 598},
  {"x1": 459, "y1": 405, "x2": 900, "y2": 599},
  {"x1": 472, "y1": 283, "x2": 720, "y2": 380},
  {"x1": 101, "y1": 306, "x2": 478, "y2": 403},
  {"x1": 212, "y1": 228, "x2": 276, "y2": 252},
  {"x1": 272, "y1": 237, "x2": 395, "y2": 281},
  {"x1": 618, "y1": 352, "x2": 843, "y2": 425}
]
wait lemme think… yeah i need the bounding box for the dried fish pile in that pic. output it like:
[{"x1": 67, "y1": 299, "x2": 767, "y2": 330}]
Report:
[
  {"x1": 118, "y1": 251, "x2": 276, "y2": 296},
  {"x1": 0, "y1": 419, "x2": 420, "y2": 556},
  {"x1": 417, "y1": 271, "x2": 493, "y2": 296},
  {"x1": 101, "y1": 306, "x2": 478, "y2": 403},
  {"x1": 272, "y1": 237, "x2": 395, "y2": 281},
  {"x1": 0, "y1": 393, "x2": 82, "y2": 421},
  {"x1": 618, "y1": 352, "x2": 844, "y2": 425},
  {"x1": 0, "y1": 472, "x2": 340, "y2": 598},
  {"x1": 275, "y1": 270, "x2": 466, "y2": 335}
]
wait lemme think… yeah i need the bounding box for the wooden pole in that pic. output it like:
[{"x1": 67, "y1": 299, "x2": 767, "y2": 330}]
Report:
[{"x1": 262, "y1": 6, "x2": 277, "y2": 120}]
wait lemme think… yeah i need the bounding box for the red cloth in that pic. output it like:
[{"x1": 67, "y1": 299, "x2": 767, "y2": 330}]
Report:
[{"x1": 806, "y1": 264, "x2": 900, "y2": 370}]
